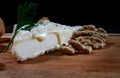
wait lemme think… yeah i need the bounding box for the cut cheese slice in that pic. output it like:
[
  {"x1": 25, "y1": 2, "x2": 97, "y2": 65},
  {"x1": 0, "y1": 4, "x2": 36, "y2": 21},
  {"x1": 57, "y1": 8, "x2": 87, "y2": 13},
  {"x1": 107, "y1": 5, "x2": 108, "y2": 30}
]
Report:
[{"x1": 12, "y1": 33, "x2": 59, "y2": 61}]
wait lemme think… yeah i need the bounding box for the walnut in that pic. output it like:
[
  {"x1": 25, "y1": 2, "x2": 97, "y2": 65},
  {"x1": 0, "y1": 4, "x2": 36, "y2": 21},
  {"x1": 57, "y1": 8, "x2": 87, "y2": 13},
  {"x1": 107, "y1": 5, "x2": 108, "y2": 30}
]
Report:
[
  {"x1": 69, "y1": 40, "x2": 92, "y2": 54},
  {"x1": 96, "y1": 28, "x2": 108, "y2": 38},
  {"x1": 0, "y1": 18, "x2": 5, "y2": 38},
  {"x1": 61, "y1": 45, "x2": 75, "y2": 55},
  {"x1": 75, "y1": 36, "x2": 105, "y2": 49},
  {"x1": 37, "y1": 17, "x2": 50, "y2": 24},
  {"x1": 81, "y1": 25, "x2": 96, "y2": 31},
  {"x1": 93, "y1": 33, "x2": 106, "y2": 42},
  {"x1": 97, "y1": 27, "x2": 107, "y2": 33},
  {"x1": 76, "y1": 37, "x2": 86, "y2": 44},
  {"x1": 74, "y1": 30, "x2": 94, "y2": 36}
]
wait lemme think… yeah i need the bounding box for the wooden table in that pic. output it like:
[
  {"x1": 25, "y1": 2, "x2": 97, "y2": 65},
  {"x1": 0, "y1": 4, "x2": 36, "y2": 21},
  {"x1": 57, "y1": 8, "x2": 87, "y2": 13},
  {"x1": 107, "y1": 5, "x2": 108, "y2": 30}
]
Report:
[{"x1": 0, "y1": 33, "x2": 120, "y2": 78}]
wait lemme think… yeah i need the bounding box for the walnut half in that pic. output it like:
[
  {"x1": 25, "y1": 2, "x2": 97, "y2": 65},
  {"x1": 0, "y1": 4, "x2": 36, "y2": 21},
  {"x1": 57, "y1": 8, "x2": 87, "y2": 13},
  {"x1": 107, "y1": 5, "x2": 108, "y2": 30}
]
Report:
[{"x1": 0, "y1": 18, "x2": 5, "y2": 38}]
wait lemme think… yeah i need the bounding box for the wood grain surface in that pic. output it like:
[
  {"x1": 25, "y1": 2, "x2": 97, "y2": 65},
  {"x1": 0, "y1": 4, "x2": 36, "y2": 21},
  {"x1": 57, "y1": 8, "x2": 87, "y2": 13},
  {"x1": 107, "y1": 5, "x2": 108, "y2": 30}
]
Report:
[{"x1": 0, "y1": 33, "x2": 120, "y2": 78}]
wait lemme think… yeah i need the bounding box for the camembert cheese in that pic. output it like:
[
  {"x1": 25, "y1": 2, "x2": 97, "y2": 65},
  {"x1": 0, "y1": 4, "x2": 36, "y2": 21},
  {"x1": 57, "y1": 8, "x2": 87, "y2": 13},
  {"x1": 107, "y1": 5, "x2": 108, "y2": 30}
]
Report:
[{"x1": 12, "y1": 21, "x2": 80, "y2": 61}]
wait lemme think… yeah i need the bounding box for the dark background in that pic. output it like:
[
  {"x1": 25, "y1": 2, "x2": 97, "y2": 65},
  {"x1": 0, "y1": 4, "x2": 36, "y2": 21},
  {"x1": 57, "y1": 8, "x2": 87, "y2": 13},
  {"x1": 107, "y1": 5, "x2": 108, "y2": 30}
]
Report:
[{"x1": 0, "y1": 0, "x2": 119, "y2": 33}]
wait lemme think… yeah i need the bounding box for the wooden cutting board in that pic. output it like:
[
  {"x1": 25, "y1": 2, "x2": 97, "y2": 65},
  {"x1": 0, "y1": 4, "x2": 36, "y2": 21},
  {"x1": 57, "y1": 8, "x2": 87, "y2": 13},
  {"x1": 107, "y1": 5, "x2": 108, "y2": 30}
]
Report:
[{"x1": 0, "y1": 33, "x2": 120, "y2": 78}]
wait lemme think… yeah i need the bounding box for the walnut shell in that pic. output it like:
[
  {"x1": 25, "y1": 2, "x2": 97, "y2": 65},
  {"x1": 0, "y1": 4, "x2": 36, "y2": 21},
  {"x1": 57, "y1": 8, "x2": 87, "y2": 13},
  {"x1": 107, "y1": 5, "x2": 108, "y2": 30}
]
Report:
[{"x1": 0, "y1": 18, "x2": 5, "y2": 38}]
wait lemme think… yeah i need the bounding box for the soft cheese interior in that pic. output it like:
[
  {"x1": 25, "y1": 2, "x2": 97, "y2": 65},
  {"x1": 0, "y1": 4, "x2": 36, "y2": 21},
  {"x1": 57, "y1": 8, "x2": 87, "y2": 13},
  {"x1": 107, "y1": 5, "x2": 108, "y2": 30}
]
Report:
[{"x1": 12, "y1": 21, "x2": 80, "y2": 61}]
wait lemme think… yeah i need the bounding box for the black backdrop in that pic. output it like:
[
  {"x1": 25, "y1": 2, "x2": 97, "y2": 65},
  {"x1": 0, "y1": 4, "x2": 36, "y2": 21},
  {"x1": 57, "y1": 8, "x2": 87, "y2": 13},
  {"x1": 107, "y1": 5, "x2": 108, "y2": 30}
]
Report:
[{"x1": 0, "y1": 0, "x2": 119, "y2": 33}]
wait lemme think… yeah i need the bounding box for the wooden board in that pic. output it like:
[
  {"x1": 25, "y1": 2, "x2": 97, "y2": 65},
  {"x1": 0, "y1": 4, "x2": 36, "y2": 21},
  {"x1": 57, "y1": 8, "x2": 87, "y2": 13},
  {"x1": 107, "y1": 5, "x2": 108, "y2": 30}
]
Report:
[{"x1": 0, "y1": 33, "x2": 120, "y2": 78}]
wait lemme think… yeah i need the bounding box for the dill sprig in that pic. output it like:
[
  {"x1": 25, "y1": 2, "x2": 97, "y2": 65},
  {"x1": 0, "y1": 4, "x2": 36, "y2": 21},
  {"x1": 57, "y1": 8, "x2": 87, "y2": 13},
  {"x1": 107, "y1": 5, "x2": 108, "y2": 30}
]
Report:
[{"x1": 3, "y1": 2, "x2": 38, "y2": 52}]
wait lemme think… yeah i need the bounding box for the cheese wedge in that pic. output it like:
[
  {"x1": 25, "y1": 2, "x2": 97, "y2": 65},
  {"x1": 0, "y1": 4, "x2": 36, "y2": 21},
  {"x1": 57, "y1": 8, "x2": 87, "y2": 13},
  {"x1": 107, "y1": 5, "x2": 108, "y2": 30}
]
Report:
[{"x1": 12, "y1": 21, "x2": 80, "y2": 61}]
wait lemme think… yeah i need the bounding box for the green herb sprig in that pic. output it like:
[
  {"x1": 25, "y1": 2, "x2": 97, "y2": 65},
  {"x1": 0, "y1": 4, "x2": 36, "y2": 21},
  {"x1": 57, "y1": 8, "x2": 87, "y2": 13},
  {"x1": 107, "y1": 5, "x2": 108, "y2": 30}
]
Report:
[{"x1": 3, "y1": 2, "x2": 38, "y2": 52}]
